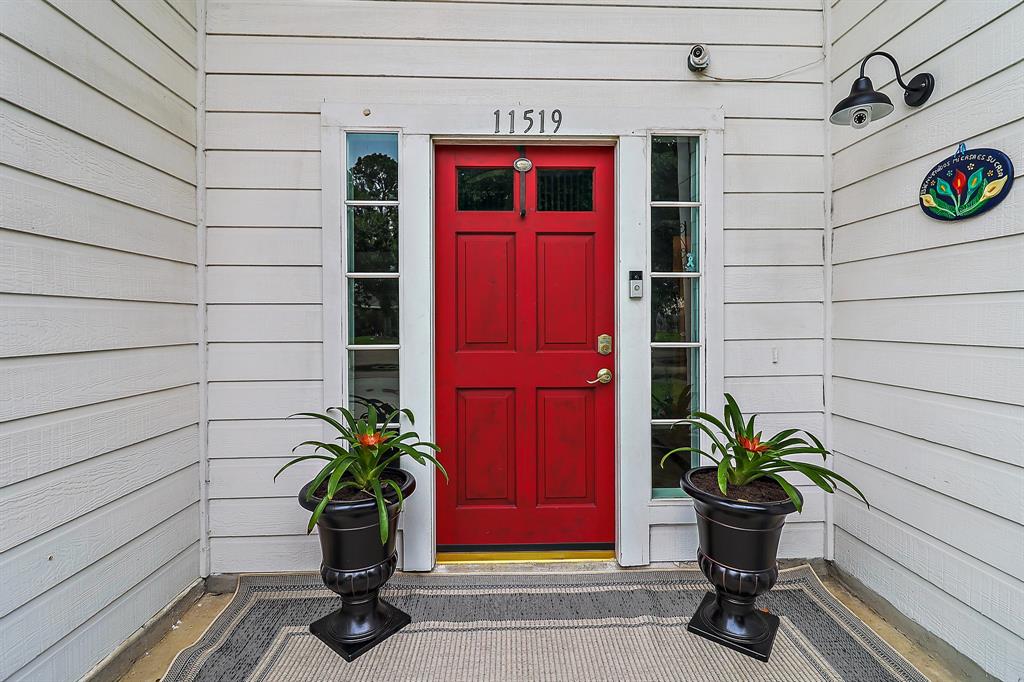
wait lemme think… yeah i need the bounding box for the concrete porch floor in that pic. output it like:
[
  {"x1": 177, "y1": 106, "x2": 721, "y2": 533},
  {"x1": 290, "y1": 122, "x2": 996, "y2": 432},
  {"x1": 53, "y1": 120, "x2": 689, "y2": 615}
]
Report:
[{"x1": 118, "y1": 561, "x2": 961, "y2": 682}]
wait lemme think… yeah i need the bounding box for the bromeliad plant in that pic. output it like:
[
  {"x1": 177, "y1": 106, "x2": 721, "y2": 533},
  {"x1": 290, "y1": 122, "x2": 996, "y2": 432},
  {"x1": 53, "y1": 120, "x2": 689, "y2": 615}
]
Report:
[
  {"x1": 275, "y1": 405, "x2": 446, "y2": 542},
  {"x1": 661, "y1": 393, "x2": 867, "y2": 511}
]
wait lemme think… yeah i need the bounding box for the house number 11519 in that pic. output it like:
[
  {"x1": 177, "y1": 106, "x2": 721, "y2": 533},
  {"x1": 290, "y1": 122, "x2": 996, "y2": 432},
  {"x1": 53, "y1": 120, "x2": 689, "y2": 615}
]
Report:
[{"x1": 493, "y1": 109, "x2": 563, "y2": 134}]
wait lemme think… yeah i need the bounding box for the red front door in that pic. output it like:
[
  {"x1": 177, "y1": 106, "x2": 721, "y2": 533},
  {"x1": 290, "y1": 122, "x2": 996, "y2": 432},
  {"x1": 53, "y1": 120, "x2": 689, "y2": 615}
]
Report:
[{"x1": 435, "y1": 145, "x2": 615, "y2": 549}]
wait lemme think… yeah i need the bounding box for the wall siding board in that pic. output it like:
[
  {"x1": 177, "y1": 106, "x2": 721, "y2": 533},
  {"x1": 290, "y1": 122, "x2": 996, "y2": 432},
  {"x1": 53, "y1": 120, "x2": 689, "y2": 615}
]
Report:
[
  {"x1": 2, "y1": 0, "x2": 196, "y2": 144},
  {"x1": 834, "y1": 457, "x2": 1024, "y2": 581},
  {"x1": 205, "y1": 112, "x2": 321, "y2": 150},
  {"x1": 833, "y1": 235, "x2": 1024, "y2": 302},
  {"x1": 723, "y1": 156, "x2": 823, "y2": 194},
  {"x1": 723, "y1": 376, "x2": 823, "y2": 414},
  {"x1": 724, "y1": 193, "x2": 824, "y2": 229},
  {"x1": 0, "y1": 296, "x2": 198, "y2": 358},
  {"x1": 7, "y1": 546, "x2": 199, "y2": 682},
  {"x1": 0, "y1": 385, "x2": 198, "y2": 488},
  {"x1": 835, "y1": 499, "x2": 1024, "y2": 638},
  {"x1": 206, "y1": 1, "x2": 823, "y2": 46},
  {"x1": 207, "y1": 381, "x2": 323, "y2": 420},
  {"x1": 0, "y1": 346, "x2": 198, "y2": 422},
  {"x1": 207, "y1": 343, "x2": 324, "y2": 381},
  {"x1": 0, "y1": 167, "x2": 195, "y2": 264},
  {"x1": 724, "y1": 339, "x2": 823, "y2": 377},
  {"x1": 206, "y1": 36, "x2": 825, "y2": 83},
  {"x1": 833, "y1": 339, "x2": 1023, "y2": 404},
  {"x1": 0, "y1": 505, "x2": 199, "y2": 679},
  {"x1": 724, "y1": 230, "x2": 823, "y2": 266},
  {"x1": 208, "y1": 419, "x2": 316, "y2": 459},
  {"x1": 724, "y1": 266, "x2": 823, "y2": 303},
  {"x1": 832, "y1": 294, "x2": 1022, "y2": 348},
  {"x1": 724, "y1": 119, "x2": 824, "y2": 156},
  {"x1": 206, "y1": 304, "x2": 323, "y2": 341},
  {"x1": 47, "y1": 0, "x2": 196, "y2": 103},
  {"x1": 829, "y1": 4, "x2": 1024, "y2": 677},
  {"x1": 1, "y1": 426, "x2": 199, "y2": 553},
  {"x1": 833, "y1": 417, "x2": 1023, "y2": 524},
  {"x1": 206, "y1": 266, "x2": 322, "y2": 304},
  {"x1": 206, "y1": 188, "x2": 321, "y2": 227},
  {"x1": 206, "y1": 151, "x2": 320, "y2": 189},
  {"x1": 832, "y1": 192, "x2": 1023, "y2": 265},
  {"x1": 0, "y1": 3, "x2": 198, "y2": 677},
  {"x1": 0, "y1": 229, "x2": 198, "y2": 304},
  {"x1": 724, "y1": 303, "x2": 823, "y2": 340},
  {"x1": 206, "y1": 75, "x2": 824, "y2": 119},
  {"x1": 0, "y1": 104, "x2": 196, "y2": 224},
  {"x1": 0, "y1": 39, "x2": 197, "y2": 183},
  {"x1": 835, "y1": 533, "x2": 1024, "y2": 682},
  {"x1": 830, "y1": 0, "x2": 940, "y2": 76},
  {"x1": 833, "y1": 378, "x2": 1023, "y2": 467},
  {"x1": 113, "y1": 0, "x2": 199, "y2": 67},
  {"x1": 0, "y1": 466, "x2": 200, "y2": 617},
  {"x1": 206, "y1": 227, "x2": 321, "y2": 265}
]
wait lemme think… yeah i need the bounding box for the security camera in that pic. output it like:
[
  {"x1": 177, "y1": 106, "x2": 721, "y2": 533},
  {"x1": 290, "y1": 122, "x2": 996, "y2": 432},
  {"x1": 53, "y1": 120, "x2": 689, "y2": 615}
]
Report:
[
  {"x1": 849, "y1": 107, "x2": 872, "y2": 129},
  {"x1": 687, "y1": 44, "x2": 710, "y2": 72}
]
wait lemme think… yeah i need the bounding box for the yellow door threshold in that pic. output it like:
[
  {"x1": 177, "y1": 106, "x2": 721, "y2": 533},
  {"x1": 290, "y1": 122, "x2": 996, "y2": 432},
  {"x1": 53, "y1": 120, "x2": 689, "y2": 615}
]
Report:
[{"x1": 436, "y1": 549, "x2": 616, "y2": 563}]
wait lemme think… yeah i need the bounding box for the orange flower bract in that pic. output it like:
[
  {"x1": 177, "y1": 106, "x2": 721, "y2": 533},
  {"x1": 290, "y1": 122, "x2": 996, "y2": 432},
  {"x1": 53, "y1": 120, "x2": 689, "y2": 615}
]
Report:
[
  {"x1": 358, "y1": 432, "x2": 385, "y2": 447},
  {"x1": 737, "y1": 434, "x2": 769, "y2": 454}
]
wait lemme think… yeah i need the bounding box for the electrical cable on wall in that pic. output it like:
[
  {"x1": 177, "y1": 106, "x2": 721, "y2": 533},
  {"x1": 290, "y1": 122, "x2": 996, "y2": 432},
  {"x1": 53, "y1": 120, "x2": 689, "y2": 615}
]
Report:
[{"x1": 686, "y1": 43, "x2": 825, "y2": 82}]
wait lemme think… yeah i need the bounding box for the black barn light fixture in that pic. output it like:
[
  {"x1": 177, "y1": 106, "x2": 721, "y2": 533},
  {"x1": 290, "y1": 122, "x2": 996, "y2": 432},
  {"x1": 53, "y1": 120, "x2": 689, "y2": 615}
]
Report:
[{"x1": 830, "y1": 51, "x2": 934, "y2": 129}]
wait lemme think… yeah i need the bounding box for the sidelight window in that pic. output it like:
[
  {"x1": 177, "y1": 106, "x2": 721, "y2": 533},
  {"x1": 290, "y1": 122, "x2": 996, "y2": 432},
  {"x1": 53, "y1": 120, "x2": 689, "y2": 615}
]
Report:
[
  {"x1": 650, "y1": 136, "x2": 701, "y2": 499},
  {"x1": 345, "y1": 133, "x2": 400, "y2": 418}
]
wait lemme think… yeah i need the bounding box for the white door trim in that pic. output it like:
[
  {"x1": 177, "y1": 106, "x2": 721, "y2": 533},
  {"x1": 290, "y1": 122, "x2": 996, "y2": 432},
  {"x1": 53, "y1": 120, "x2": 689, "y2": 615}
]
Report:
[{"x1": 320, "y1": 101, "x2": 724, "y2": 570}]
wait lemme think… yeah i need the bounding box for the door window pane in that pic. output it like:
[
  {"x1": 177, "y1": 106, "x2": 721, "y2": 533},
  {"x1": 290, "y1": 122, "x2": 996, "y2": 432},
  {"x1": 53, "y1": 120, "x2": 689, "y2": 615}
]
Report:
[
  {"x1": 651, "y1": 136, "x2": 698, "y2": 203},
  {"x1": 652, "y1": 207, "x2": 698, "y2": 272},
  {"x1": 652, "y1": 423, "x2": 699, "y2": 497},
  {"x1": 348, "y1": 206, "x2": 398, "y2": 273},
  {"x1": 347, "y1": 133, "x2": 398, "y2": 201},
  {"x1": 651, "y1": 347, "x2": 699, "y2": 421},
  {"x1": 651, "y1": 278, "x2": 699, "y2": 343},
  {"x1": 458, "y1": 168, "x2": 514, "y2": 211},
  {"x1": 537, "y1": 169, "x2": 594, "y2": 211},
  {"x1": 349, "y1": 349, "x2": 399, "y2": 417},
  {"x1": 349, "y1": 279, "x2": 399, "y2": 344}
]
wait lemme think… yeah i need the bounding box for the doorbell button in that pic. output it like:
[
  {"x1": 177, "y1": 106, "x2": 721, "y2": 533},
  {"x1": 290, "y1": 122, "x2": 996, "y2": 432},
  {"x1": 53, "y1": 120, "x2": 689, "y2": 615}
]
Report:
[{"x1": 629, "y1": 270, "x2": 643, "y2": 298}]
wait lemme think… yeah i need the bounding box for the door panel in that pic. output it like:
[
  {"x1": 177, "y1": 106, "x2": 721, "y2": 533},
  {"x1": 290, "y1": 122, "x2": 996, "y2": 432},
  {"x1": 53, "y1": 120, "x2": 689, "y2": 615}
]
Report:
[{"x1": 436, "y1": 145, "x2": 615, "y2": 548}]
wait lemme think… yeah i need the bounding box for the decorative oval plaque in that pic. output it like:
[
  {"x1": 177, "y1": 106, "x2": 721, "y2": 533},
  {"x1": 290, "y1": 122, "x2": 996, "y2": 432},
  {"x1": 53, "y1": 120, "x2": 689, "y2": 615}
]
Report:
[{"x1": 919, "y1": 144, "x2": 1014, "y2": 221}]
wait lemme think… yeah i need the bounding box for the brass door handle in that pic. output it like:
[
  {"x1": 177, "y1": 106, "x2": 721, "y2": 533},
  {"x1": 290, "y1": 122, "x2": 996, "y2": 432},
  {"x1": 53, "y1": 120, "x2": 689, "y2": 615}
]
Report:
[{"x1": 587, "y1": 368, "x2": 613, "y2": 385}]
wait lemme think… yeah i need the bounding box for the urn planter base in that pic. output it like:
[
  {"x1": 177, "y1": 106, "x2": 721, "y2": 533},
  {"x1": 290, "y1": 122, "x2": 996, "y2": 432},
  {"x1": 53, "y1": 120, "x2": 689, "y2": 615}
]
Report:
[
  {"x1": 310, "y1": 599, "x2": 411, "y2": 662},
  {"x1": 687, "y1": 591, "x2": 779, "y2": 663}
]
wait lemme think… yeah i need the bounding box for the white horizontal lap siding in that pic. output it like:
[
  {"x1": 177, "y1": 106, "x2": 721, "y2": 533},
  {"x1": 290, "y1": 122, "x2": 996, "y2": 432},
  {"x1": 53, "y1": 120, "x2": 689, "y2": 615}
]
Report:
[
  {"x1": 0, "y1": 1, "x2": 199, "y2": 679},
  {"x1": 828, "y1": 2, "x2": 1024, "y2": 678},
  {"x1": 204, "y1": 0, "x2": 827, "y2": 570}
]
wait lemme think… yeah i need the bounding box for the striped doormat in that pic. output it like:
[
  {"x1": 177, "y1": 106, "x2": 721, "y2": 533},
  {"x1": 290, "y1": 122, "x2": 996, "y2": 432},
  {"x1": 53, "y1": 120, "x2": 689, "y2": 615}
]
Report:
[{"x1": 164, "y1": 565, "x2": 926, "y2": 681}]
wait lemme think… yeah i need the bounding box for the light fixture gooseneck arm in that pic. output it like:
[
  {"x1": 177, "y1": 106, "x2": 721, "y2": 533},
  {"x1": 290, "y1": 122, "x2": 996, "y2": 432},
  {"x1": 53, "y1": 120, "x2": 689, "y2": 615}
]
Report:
[{"x1": 858, "y1": 51, "x2": 911, "y2": 90}]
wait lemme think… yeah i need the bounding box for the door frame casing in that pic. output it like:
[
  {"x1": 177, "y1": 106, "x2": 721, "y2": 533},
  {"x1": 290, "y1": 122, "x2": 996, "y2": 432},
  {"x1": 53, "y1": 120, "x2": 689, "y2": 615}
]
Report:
[{"x1": 320, "y1": 102, "x2": 725, "y2": 570}]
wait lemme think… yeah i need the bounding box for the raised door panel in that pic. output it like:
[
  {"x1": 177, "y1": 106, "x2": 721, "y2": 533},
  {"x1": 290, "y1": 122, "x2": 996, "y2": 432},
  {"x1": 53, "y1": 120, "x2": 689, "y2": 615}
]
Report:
[
  {"x1": 536, "y1": 234, "x2": 594, "y2": 351},
  {"x1": 536, "y1": 388, "x2": 595, "y2": 506},
  {"x1": 457, "y1": 233, "x2": 516, "y2": 351},
  {"x1": 456, "y1": 388, "x2": 516, "y2": 507}
]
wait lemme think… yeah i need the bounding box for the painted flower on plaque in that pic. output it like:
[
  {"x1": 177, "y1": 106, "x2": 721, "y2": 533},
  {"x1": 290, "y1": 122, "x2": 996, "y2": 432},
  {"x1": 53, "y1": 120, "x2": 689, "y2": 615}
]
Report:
[{"x1": 919, "y1": 144, "x2": 1015, "y2": 221}]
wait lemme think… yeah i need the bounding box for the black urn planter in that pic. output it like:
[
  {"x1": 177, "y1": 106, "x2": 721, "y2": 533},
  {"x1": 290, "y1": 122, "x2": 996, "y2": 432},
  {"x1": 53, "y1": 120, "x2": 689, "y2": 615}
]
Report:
[
  {"x1": 681, "y1": 466, "x2": 802, "y2": 662},
  {"x1": 298, "y1": 468, "x2": 416, "y2": 661}
]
